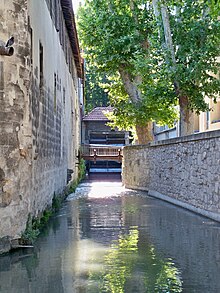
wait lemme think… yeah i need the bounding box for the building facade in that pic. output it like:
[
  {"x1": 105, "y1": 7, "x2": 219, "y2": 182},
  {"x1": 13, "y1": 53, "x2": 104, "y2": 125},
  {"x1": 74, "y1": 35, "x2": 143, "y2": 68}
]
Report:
[
  {"x1": 81, "y1": 107, "x2": 131, "y2": 178},
  {"x1": 154, "y1": 98, "x2": 220, "y2": 141},
  {"x1": 154, "y1": 57, "x2": 220, "y2": 141},
  {"x1": 82, "y1": 107, "x2": 130, "y2": 145},
  {"x1": 0, "y1": 0, "x2": 83, "y2": 252}
]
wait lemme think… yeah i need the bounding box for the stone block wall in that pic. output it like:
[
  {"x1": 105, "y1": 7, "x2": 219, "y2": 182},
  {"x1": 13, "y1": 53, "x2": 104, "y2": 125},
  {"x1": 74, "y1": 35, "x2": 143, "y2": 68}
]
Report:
[
  {"x1": 122, "y1": 130, "x2": 220, "y2": 221},
  {"x1": 0, "y1": 0, "x2": 81, "y2": 253},
  {"x1": 0, "y1": 0, "x2": 32, "y2": 245}
]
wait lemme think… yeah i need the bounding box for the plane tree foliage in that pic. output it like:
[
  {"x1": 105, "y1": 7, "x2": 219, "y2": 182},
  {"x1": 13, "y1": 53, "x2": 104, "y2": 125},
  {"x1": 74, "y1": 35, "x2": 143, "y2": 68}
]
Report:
[
  {"x1": 84, "y1": 61, "x2": 110, "y2": 113},
  {"x1": 172, "y1": 0, "x2": 220, "y2": 108},
  {"x1": 78, "y1": 0, "x2": 220, "y2": 142},
  {"x1": 154, "y1": 0, "x2": 220, "y2": 135},
  {"x1": 206, "y1": 0, "x2": 220, "y2": 17},
  {"x1": 78, "y1": 0, "x2": 177, "y2": 143}
]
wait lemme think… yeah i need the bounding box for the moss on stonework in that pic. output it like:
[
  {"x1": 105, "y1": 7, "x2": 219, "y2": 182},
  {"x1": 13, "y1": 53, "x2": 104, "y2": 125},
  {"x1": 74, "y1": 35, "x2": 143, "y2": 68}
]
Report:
[
  {"x1": 68, "y1": 158, "x2": 86, "y2": 193},
  {"x1": 20, "y1": 215, "x2": 40, "y2": 245}
]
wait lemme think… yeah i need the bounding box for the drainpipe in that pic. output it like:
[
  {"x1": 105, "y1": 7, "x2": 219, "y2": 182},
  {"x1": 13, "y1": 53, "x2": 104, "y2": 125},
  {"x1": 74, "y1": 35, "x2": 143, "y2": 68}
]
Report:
[{"x1": 0, "y1": 37, "x2": 14, "y2": 56}]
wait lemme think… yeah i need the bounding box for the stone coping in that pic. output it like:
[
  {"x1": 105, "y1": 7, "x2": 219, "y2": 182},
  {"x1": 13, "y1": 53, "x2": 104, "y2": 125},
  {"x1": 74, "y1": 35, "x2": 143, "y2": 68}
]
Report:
[{"x1": 124, "y1": 129, "x2": 220, "y2": 149}]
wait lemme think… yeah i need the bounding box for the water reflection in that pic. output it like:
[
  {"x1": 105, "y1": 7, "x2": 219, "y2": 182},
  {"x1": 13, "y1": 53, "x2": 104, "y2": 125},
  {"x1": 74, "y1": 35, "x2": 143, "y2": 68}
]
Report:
[
  {"x1": 85, "y1": 228, "x2": 182, "y2": 293},
  {"x1": 0, "y1": 182, "x2": 220, "y2": 292}
]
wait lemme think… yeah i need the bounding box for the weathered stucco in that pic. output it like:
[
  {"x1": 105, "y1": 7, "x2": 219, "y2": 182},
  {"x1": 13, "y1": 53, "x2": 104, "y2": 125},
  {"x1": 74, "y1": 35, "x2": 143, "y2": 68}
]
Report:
[
  {"x1": 123, "y1": 130, "x2": 220, "y2": 221},
  {"x1": 0, "y1": 0, "x2": 31, "y2": 245},
  {"x1": 0, "y1": 0, "x2": 81, "y2": 253}
]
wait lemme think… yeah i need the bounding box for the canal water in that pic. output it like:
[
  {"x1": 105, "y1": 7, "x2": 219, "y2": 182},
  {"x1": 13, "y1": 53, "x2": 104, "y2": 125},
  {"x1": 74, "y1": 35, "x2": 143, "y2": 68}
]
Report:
[{"x1": 1, "y1": 181, "x2": 220, "y2": 293}]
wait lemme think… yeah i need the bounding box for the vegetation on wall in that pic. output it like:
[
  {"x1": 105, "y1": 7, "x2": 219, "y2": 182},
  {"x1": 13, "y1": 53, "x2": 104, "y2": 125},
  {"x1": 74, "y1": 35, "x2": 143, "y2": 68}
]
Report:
[{"x1": 69, "y1": 158, "x2": 86, "y2": 193}]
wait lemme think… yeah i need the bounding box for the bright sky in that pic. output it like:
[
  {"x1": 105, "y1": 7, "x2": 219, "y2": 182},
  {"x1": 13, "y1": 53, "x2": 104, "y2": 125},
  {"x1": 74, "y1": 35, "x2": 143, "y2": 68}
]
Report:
[{"x1": 72, "y1": 0, "x2": 84, "y2": 13}]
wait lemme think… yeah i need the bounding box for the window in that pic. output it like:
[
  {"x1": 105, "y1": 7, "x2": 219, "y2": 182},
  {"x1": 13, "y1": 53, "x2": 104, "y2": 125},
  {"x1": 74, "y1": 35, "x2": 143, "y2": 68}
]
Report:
[
  {"x1": 54, "y1": 73, "x2": 57, "y2": 112},
  {"x1": 63, "y1": 87, "x2": 65, "y2": 106},
  {"x1": 30, "y1": 27, "x2": 33, "y2": 65},
  {"x1": 50, "y1": 0, "x2": 53, "y2": 19},
  {"x1": 206, "y1": 111, "x2": 210, "y2": 129},
  {"x1": 0, "y1": 62, "x2": 4, "y2": 92},
  {"x1": 194, "y1": 114, "x2": 199, "y2": 132},
  {"x1": 39, "y1": 42, "x2": 43, "y2": 89},
  {"x1": 54, "y1": 0, "x2": 60, "y2": 32},
  {"x1": 211, "y1": 101, "x2": 220, "y2": 124}
]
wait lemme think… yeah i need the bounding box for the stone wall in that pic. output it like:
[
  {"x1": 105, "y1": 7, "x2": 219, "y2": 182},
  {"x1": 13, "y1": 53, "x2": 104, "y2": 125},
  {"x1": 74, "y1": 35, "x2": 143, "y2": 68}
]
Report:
[
  {"x1": 122, "y1": 130, "x2": 220, "y2": 221},
  {"x1": 0, "y1": 0, "x2": 81, "y2": 253},
  {"x1": 0, "y1": 0, "x2": 32, "y2": 247}
]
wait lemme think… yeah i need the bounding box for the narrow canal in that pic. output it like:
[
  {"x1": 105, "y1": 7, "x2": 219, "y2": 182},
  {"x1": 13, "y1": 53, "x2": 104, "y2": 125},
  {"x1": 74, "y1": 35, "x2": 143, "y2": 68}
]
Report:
[{"x1": 1, "y1": 181, "x2": 220, "y2": 292}]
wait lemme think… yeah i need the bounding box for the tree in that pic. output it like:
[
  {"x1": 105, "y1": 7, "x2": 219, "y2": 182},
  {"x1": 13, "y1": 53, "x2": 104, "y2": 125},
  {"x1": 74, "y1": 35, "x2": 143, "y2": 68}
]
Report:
[
  {"x1": 78, "y1": 0, "x2": 219, "y2": 139},
  {"x1": 84, "y1": 60, "x2": 110, "y2": 113},
  {"x1": 153, "y1": 0, "x2": 220, "y2": 135},
  {"x1": 78, "y1": 0, "x2": 177, "y2": 144}
]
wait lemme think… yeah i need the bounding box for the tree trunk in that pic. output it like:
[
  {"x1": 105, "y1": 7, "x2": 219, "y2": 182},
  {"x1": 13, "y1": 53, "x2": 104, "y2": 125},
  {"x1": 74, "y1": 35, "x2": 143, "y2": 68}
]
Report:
[
  {"x1": 119, "y1": 66, "x2": 141, "y2": 103},
  {"x1": 179, "y1": 95, "x2": 194, "y2": 136},
  {"x1": 135, "y1": 121, "x2": 153, "y2": 144},
  {"x1": 160, "y1": 4, "x2": 176, "y2": 66},
  {"x1": 119, "y1": 66, "x2": 153, "y2": 143},
  {"x1": 152, "y1": 0, "x2": 194, "y2": 136},
  {"x1": 152, "y1": 0, "x2": 160, "y2": 18}
]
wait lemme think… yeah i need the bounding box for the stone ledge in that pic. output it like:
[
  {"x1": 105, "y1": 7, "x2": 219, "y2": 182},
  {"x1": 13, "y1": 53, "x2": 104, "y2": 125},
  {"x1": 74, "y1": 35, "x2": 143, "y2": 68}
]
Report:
[
  {"x1": 124, "y1": 129, "x2": 220, "y2": 150},
  {"x1": 0, "y1": 236, "x2": 11, "y2": 254},
  {"x1": 125, "y1": 185, "x2": 220, "y2": 223}
]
